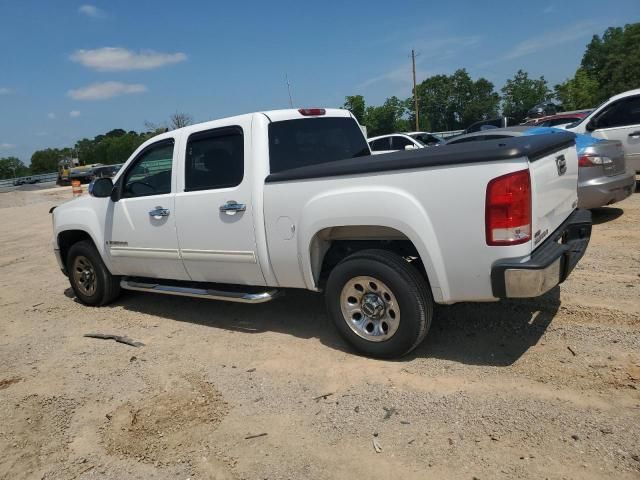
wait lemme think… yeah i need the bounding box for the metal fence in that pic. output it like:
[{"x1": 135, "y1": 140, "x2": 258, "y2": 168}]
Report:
[
  {"x1": 0, "y1": 172, "x2": 58, "y2": 188},
  {"x1": 433, "y1": 129, "x2": 464, "y2": 139}
]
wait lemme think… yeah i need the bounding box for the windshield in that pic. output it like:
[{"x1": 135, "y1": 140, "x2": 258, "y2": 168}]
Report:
[
  {"x1": 268, "y1": 117, "x2": 370, "y2": 173},
  {"x1": 567, "y1": 102, "x2": 606, "y2": 128}
]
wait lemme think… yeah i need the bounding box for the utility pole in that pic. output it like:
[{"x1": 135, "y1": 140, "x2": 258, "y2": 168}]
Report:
[
  {"x1": 411, "y1": 49, "x2": 420, "y2": 131},
  {"x1": 285, "y1": 73, "x2": 294, "y2": 108}
]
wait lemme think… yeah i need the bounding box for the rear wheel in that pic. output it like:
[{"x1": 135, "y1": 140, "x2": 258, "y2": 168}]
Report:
[
  {"x1": 325, "y1": 249, "x2": 433, "y2": 358},
  {"x1": 66, "y1": 240, "x2": 120, "y2": 306}
]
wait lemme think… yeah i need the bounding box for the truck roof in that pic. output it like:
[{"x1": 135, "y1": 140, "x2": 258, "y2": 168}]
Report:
[
  {"x1": 259, "y1": 108, "x2": 352, "y2": 122},
  {"x1": 129, "y1": 108, "x2": 357, "y2": 162},
  {"x1": 174, "y1": 107, "x2": 352, "y2": 133},
  {"x1": 608, "y1": 88, "x2": 640, "y2": 103}
]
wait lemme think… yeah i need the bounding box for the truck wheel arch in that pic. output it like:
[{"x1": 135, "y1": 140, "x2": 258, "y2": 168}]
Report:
[
  {"x1": 57, "y1": 230, "x2": 99, "y2": 270},
  {"x1": 306, "y1": 225, "x2": 443, "y2": 302}
]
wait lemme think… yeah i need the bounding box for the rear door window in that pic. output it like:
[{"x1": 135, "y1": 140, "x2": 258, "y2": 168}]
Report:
[
  {"x1": 369, "y1": 137, "x2": 391, "y2": 151},
  {"x1": 390, "y1": 136, "x2": 414, "y2": 150},
  {"x1": 268, "y1": 117, "x2": 370, "y2": 173},
  {"x1": 184, "y1": 127, "x2": 244, "y2": 191}
]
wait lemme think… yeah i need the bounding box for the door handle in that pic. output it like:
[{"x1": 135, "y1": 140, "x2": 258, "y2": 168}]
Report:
[
  {"x1": 219, "y1": 200, "x2": 246, "y2": 215},
  {"x1": 628, "y1": 131, "x2": 640, "y2": 138},
  {"x1": 149, "y1": 207, "x2": 170, "y2": 218}
]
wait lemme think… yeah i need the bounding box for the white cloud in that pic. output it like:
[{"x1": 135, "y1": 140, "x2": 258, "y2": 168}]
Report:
[
  {"x1": 0, "y1": 143, "x2": 16, "y2": 149},
  {"x1": 0, "y1": 87, "x2": 12, "y2": 95},
  {"x1": 357, "y1": 35, "x2": 481, "y2": 90},
  {"x1": 70, "y1": 47, "x2": 187, "y2": 71},
  {"x1": 483, "y1": 21, "x2": 597, "y2": 65},
  {"x1": 47, "y1": 112, "x2": 56, "y2": 119},
  {"x1": 68, "y1": 81, "x2": 147, "y2": 100},
  {"x1": 78, "y1": 5, "x2": 106, "y2": 18},
  {"x1": 69, "y1": 110, "x2": 81, "y2": 117}
]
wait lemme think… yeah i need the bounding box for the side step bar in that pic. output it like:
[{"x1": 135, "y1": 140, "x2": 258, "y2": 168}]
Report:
[{"x1": 120, "y1": 279, "x2": 280, "y2": 304}]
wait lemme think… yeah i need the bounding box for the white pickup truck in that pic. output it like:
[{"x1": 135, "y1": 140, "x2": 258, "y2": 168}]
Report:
[{"x1": 51, "y1": 108, "x2": 592, "y2": 358}]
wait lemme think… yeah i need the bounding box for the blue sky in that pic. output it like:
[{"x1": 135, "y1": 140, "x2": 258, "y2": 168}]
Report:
[{"x1": 1, "y1": 0, "x2": 638, "y2": 163}]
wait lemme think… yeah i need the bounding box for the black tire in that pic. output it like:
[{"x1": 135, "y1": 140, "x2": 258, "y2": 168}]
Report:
[
  {"x1": 66, "y1": 240, "x2": 121, "y2": 306},
  {"x1": 325, "y1": 249, "x2": 433, "y2": 358}
]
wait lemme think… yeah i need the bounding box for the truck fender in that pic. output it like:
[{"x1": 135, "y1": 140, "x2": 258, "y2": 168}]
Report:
[
  {"x1": 53, "y1": 202, "x2": 113, "y2": 272},
  {"x1": 297, "y1": 186, "x2": 449, "y2": 302}
]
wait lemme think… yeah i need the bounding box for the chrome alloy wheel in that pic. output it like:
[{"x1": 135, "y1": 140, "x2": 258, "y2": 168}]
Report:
[
  {"x1": 339, "y1": 276, "x2": 400, "y2": 342},
  {"x1": 73, "y1": 255, "x2": 97, "y2": 297}
]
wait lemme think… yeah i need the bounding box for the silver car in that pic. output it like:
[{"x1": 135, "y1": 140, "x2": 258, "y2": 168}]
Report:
[{"x1": 446, "y1": 127, "x2": 635, "y2": 209}]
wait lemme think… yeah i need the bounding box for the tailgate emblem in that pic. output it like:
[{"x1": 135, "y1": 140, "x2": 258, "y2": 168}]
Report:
[{"x1": 555, "y1": 155, "x2": 567, "y2": 176}]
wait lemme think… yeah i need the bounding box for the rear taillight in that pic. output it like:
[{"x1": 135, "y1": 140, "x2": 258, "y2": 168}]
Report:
[
  {"x1": 298, "y1": 108, "x2": 326, "y2": 116},
  {"x1": 578, "y1": 154, "x2": 612, "y2": 167},
  {"x1": 486, "y1": 169, "x2": 531, "y2": 246}
]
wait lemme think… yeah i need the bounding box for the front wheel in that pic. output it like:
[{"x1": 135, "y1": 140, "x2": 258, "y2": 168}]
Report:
[
  {"x1": 325, "y1": 249, "x2": 433, "y2": 358},
  {"x1": 66, "y1": 240, "x2": 121, "y2": 306}
]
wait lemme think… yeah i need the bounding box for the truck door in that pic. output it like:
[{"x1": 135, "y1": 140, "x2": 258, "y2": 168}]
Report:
[
  {"x1": 590, "y1": 94, "x2": 640, "y2": 172},
  {"x1": 174, "y1": 122, "x2": 266, "y2": 286},
  {"x1": 105, "y1": 138, "x2": 190, "y2": 280}
]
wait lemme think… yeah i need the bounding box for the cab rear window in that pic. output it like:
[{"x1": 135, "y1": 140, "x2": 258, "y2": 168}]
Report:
[{"x1": 268, "y1": 117, "x2": 370, "y2": 173}]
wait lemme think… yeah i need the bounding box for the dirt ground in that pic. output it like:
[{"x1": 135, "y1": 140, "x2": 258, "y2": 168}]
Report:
[{"x1": 0, "y1": 184, "x2": 639, "y2": 480}]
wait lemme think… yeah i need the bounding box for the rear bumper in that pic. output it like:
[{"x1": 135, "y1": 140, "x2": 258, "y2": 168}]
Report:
[
  {"x1": 577, "y1": 172, "x2": 635, "y2": 209},
  {"x1": 491, "y1": 209, "x2": 591, "y2": 298}
]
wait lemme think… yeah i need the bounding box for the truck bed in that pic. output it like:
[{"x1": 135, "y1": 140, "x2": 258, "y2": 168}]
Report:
[
  {"x1": 265, "y1": 132, "x2": 576, "y2": 182},
  {"x1": 263, "y1": 132, "x2": 578, "y2": 304}
]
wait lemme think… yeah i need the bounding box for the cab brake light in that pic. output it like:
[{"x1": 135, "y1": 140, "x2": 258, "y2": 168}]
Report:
[
  {"x1": 298, "y1": 108, "x2": 326, "y2": 116},
  {"x1": 486, "y1": 169, "x2": 531, "y2": 246}
]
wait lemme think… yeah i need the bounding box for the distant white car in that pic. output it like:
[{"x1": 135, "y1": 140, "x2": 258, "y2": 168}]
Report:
[
  {"x1": 368, "y1": 132, "x2": 445, "y2": 155},
  {"x1": 565, "y1": 88, "x2": 640, "y2": 173}
]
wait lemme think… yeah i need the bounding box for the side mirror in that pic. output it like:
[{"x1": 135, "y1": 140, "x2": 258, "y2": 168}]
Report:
[
  {"x1": 404, "y1": 144, "x2": 417, "y2": 151},
  {"x1": 586, "y1": 119, "x2": 597, "y2": 132},
  {"x1": 88, "y1": 177, "x2": 113, "y2": 198}
]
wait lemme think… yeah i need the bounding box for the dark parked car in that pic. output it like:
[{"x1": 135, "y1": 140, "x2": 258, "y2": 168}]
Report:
[
  {"x1": 526, "y1": 102, "x2": 558, "y2": 119},
  {"x1": 462, "y1": 117, "x2": 508, "y2": 134}
]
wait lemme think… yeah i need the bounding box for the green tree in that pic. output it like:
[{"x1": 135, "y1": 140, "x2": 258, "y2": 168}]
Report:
[
  {"x1": 501, "y1": 70, "x2": 551, "y2": 123},
  {"x1": 579, "y1": 23, "x2": 640, "y2": 102},
  {"x1": 73, "y1": 130, "x2": 150, "y2": 166},
  {"x1": 343, "y1": 95, "x2": 366, "y2": 124},
  {"x1": 409, "y1": 69, "x2": 500, "y2": 131},
  {"x1": 554, "y1": 68, "x2": 600, "y2": 110},
  {"x1": 0, "y1": 156, "x2": 29, "y2": 179},
  {"x1": 364, "y1": 96, "x2": 410, "y2": 136},
  {"x1": 30, "y1": 148, "x2": 73, "y2": 174},
  {"x1": 461, "y1": 77, "x2": 500, "y2": 127}
]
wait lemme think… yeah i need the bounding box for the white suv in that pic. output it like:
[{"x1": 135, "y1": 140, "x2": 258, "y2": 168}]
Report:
[
  {"x1": 565, "y1": 89, "x2": 640, "y2": 173},
  {"x1": 368, "y1": 132, "x2": 444, "y2": 155}
]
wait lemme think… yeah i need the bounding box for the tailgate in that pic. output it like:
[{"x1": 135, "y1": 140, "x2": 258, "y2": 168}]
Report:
[{"x1": 529, "y1": 142, "x2": 579, "y2": 250}]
